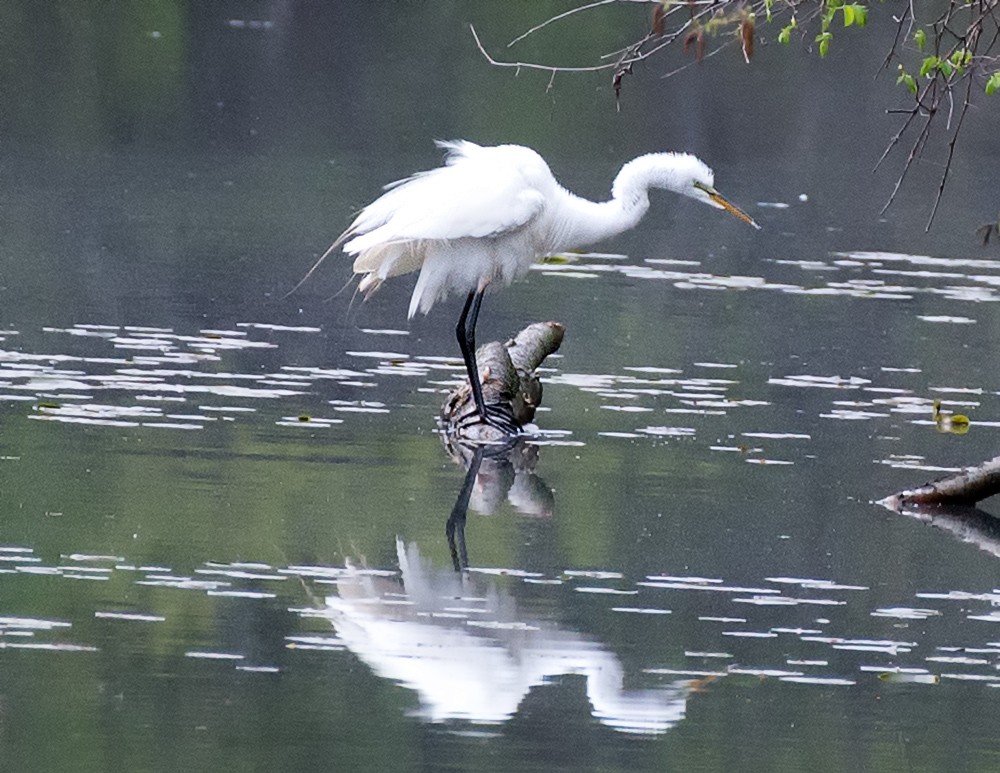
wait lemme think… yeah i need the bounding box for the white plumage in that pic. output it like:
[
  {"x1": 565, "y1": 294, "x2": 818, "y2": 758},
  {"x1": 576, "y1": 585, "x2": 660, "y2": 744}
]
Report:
[{"x1": 309, "y1": 140, "x2": 758, "y2": 430}]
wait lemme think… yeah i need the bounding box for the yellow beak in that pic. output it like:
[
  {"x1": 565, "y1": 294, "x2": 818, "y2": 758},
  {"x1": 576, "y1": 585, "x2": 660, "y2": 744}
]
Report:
[{"x1": 709, "y1": 190, "x2": 761, "y2": 230}]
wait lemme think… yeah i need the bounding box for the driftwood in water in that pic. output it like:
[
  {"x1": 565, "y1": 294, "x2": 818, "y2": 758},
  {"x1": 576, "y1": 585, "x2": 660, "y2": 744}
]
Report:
[
  {"x1": 879, "y1": 454, "x2": 1000, "y2": 510},
  {"x1": 440, "y1": 321, "x2": 565, "y2": 442}
]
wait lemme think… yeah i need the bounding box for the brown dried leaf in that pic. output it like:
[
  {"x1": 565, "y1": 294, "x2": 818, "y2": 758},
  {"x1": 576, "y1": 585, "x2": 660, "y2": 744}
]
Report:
[
  {"x1": 612, "y1": 64, "x2": 632, "y2": 111},
  {"x1": 740, "y1": 17, "x2": 754, "y2": 63},
  {"x1": 683, "y1": 29, "x2": 705, "y2": 63},
  {"x1": 651, "y1": 3, "x2": 666, "y2": 38}
]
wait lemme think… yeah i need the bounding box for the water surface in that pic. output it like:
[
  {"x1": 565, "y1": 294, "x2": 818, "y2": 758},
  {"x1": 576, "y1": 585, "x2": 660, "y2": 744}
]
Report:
[{"x1": 3, "y1": 4, "x2": 1000, "y2": 772}]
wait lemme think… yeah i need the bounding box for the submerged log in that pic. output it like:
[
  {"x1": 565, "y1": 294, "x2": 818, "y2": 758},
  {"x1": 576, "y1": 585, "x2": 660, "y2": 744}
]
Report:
[
  {"x1": 879, "y1": 454, "x2": 1000, "y2": 510},
  {"x1": 440, "y1": 321, "x2": 565, "y2": 443}
]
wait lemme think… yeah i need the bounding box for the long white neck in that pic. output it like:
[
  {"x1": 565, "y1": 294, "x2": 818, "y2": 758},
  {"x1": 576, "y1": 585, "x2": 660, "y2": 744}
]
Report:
[
  {"x1": 550, "y1": 153, "x2": 703, "y2": 252},
  {"x1": 552, "y1": 192, "x2": 648, "y2": 251}
]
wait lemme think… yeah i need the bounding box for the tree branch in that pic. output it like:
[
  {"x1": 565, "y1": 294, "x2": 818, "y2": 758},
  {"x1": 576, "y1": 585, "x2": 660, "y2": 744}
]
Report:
[
  {"x1": 880, "y1": 454, "x2": 1000, "y2": 509},
  {"x1": 472, "y1": 1, "x2": 1000, "y2": 230}
]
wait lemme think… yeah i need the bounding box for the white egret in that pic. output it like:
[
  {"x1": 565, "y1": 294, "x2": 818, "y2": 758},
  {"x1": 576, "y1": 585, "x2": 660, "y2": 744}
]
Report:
[{"x1": 304, "y1": 140, "x2": 759, "y2": 430}]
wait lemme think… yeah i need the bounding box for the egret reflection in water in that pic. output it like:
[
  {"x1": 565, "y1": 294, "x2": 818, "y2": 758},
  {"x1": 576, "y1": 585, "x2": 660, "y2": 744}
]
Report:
[
  {"x1": 443, "y1": 437, "x2": 554, "y2": 570},
  {"x1": 322, "y1": 538, "x2": 697, "y2": 734}
]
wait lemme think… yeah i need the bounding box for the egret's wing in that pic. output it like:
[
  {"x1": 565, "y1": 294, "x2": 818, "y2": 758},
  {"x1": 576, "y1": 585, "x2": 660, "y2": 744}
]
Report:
[{"x1": 345, "y1": 146, "x2": 548, "y2": 253}]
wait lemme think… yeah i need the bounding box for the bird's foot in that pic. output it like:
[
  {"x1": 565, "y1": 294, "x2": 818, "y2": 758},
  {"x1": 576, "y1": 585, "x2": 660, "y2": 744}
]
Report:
[{"x1": 454, "y1": 402, "x2": 521, "y2": 437}]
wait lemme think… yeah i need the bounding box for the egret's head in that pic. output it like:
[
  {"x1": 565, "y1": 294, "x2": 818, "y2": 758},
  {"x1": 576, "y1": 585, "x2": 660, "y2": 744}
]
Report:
[{"x1": 614, "y1": 152, "x2": 760, "y2": 230}]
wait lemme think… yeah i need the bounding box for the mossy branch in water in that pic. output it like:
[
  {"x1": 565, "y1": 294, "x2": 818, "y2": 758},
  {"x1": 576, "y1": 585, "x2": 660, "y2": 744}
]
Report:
[{"x1": 440, "y1": 321, "x2": 565, "y2": 443}]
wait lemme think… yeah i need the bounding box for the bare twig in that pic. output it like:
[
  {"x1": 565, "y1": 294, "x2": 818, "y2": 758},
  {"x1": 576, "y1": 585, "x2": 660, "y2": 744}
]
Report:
[
  {"x1": 470, "y1": 23, "x2": 615, "y2": 74},
  {"x1": 878, "y1": 1, "x2": 913, "y2": 76},
  {"x1": 925, "y1": 70, "x2": 975, "y2": 230},
  {"x1": 507, "y1": 0, "x2": 620, "y2": 48}
]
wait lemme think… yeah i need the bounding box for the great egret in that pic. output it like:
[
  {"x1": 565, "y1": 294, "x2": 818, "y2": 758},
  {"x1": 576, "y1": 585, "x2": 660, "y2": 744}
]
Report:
[{"x1": 304, "y1": 140, "x2": 759, "y2": 430}]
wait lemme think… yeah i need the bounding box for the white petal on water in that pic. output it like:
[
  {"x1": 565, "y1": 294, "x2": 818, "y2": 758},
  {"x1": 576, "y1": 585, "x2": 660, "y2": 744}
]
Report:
[
  {"x1": 94, "y1": 612, "x2": 166, "y2": 622},
  {"x1": 769, "y1": 375, "x2": 871, "y2": 389},
  {"x1": 237, "y1": 322, "x2": 322, "y2": 332},
  {"x1": 729, "y1": 667, "x2": 804, "y2": 677},
  {"x1": 346, "y1": 350, "x2": 409, "y2": 360},
  {"x1": 644, "y1": 668, "x2": 727, "y2": 677},
  {"x1": 940, "y1": 673, "x2": 1000, "y2": 682},
  {"x1": 733, "y1": 596, "x2": 845, "y2": 607},
  {"x1": 61, "y1": 573, "x2": 111, "y2": 582},
  {"x1": 820, "y1": 409, "x2": 890, "y2": 420},
  {"x1": 540, "y1": 270, "x2": 600, "y2": 279},
  {"x1": 925, "y1": 656, "x2": 990, "y2": 665},
  {"x1": 612, "y1": 607, "x2": 672, "y2": 615},
  {"x1": 928, "y1": 386, "x2": 984, "y2": 395},
  {"x1": 0, "y1": 616, "x2": 72, "y2": 631},
  {"x1": 0, "y1": 642, "x2": 99, "y2": 652},
  {"x1": 917, "y1": 590, "x2": 1000, "y2": 603},
  {"x1": 636, "y1": 426, "x2": 697, "y2": 437},
  {"x1": 766, "y1": 577, "x2": 868, "y2": 591},
  {"x1": 918, "y1": 315, "x2": 976, "y2": 324},
  {"x1": 740, "y1": 432, "x2": 812, "y2": 440},
  {"x1": 779, "y1": 676, "x2": 856, "y2": 686},
  {"x1": 564, "y1": 570, "x2": 624, "y2": 580},
  {"x1": 468, "y1": 568, "x2": 545, "y2": 578},
  {"x1": 871, "y1": 607, "x2": 942, "y2": 620},
  {"x1": 574, "y1": 587, "x2": 638, "y2": 596}
]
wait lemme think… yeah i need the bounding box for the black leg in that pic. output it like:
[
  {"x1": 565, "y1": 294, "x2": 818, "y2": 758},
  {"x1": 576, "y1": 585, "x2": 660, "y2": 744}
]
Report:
[
  {"x1": 456, "y1": 289, "x2": 488, "y2": 420},
  {"x1": 454, "y1": 289, "x2": 521, "y2": 434}
]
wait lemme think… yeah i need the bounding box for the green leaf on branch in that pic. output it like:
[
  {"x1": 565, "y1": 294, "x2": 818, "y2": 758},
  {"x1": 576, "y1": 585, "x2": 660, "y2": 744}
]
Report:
[
  {"x1": 842, "y1": 4, "x2": 866, "y2": 27},
  {"x1": 987, "y1": 72, "x2": 1000, "y2": 96},
  {"x1": 896, "y1": 65, "x2": 917, "y2": 95},
  {"x1": 914, "y1": 29, "x2": 926, "y2": 50},
  {"x1": 816, "y1": 31, "x2": 832, "y2": 57},
  {"x1": 777, "y1": 15, "x2": 797, "y2": 45},
  {"x1": 919, "y1": 56, "x2": 939, "y2": 77},
  {"x1": 949, "y1": 49, "x2": 971, "y2": 75}
]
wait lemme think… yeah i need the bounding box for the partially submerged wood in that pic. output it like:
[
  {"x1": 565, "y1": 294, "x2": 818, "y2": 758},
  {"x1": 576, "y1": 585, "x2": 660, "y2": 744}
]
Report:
[
  {"x1": 879, "y1": 454, "x2": 1000, "y2": 510},
  {"x1": 440, "y1": 321, "x2": 565, "y2": 443}
]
